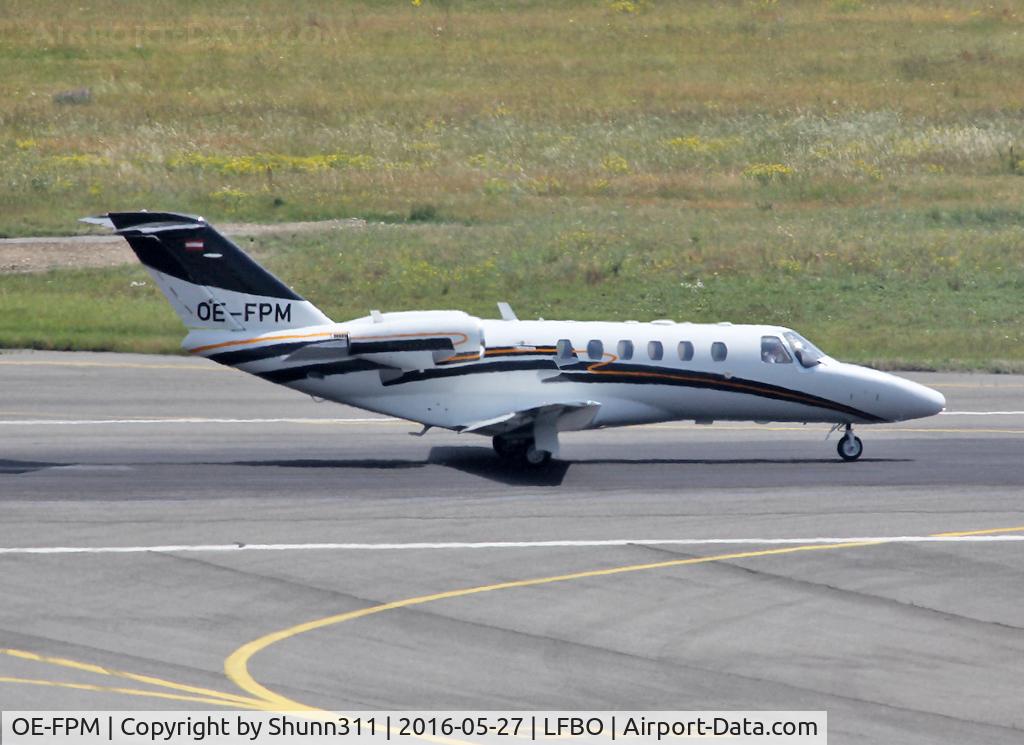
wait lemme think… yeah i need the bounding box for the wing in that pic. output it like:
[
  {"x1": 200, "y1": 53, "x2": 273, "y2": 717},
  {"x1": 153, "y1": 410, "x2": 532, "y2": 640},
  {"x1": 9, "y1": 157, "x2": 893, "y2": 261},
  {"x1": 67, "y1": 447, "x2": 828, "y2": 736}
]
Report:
[{"x1": 457, "y1": 400, "x2": 602, "y2": 448}]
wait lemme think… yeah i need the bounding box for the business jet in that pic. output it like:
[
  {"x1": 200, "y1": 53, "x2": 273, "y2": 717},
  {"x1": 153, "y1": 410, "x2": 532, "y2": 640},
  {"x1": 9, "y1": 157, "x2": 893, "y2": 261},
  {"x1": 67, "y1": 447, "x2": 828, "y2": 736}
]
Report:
[{"x1": 83, "y1": 211, "x2": 946, "y2": 466}]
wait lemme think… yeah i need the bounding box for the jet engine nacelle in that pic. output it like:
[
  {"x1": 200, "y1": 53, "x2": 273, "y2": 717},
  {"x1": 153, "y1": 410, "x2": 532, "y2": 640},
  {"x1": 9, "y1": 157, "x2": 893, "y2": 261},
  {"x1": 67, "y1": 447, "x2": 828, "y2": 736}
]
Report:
[{"x1": 346, "y1": 310, "x2": 484, "y2": 370}]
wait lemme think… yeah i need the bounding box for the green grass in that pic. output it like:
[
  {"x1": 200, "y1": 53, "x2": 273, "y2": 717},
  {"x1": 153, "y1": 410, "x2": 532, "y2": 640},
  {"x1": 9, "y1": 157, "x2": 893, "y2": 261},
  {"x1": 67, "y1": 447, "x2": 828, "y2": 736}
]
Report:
[
  {"x1": 2, "y1": 0, "x2": 1024, "y2": 235},
  {"x1": 1, "y1": 1, "x2": 1023, "y2": 367},
  {"x1": 3, "y1": 206, "x2": 1022, "y2": 369}
]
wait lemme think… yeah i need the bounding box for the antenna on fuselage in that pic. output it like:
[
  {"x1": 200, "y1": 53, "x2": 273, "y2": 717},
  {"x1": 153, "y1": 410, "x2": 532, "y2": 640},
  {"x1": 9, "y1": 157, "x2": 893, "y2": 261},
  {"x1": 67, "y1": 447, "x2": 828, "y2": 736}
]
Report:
[{"x1": 497, "y1": 302, "x2": 518, "y2": 321}]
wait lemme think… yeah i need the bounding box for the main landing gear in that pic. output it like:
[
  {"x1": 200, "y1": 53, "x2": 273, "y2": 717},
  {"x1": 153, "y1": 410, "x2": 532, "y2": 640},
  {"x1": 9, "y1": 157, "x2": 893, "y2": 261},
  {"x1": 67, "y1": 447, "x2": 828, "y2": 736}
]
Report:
[
  {"x1": 493, "y1": 435, "x2": 552, "y2": 467},
  {"x1": 836, "y1": 423, "x2": 864, "y2": 462}
]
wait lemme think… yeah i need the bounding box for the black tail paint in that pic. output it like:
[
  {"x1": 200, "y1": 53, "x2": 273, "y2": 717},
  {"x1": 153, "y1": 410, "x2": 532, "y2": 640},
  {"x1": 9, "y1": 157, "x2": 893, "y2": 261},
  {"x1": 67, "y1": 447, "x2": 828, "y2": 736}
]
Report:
[{"x1": 107, "y1": 211, "x2": 302, "y2": 301}]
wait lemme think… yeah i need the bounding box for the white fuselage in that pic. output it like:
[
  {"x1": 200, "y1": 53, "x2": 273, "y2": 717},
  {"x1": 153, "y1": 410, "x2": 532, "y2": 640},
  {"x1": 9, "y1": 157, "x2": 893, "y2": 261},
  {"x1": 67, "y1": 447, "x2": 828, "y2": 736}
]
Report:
[
  {"x1": 185, "y1": 313, "x2": 946, "y2": 433},
  {"x1": 89, "y1": 210, "x2": 945, "y2": 461}
]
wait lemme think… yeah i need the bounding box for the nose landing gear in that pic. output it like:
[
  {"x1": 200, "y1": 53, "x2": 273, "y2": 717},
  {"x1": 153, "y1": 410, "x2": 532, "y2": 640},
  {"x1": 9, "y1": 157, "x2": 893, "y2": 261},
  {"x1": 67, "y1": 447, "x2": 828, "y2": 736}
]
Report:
[{"x1": 836, "y1": 424, "x2": 864, "y2": 461}]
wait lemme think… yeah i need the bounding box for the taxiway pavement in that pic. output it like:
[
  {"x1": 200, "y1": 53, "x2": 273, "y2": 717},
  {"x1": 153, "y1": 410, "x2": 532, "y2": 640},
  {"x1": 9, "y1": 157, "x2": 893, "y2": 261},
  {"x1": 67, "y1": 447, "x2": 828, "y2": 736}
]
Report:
[{"x1": 1, "y1": 350, "x2": 1022, "y2": 744}]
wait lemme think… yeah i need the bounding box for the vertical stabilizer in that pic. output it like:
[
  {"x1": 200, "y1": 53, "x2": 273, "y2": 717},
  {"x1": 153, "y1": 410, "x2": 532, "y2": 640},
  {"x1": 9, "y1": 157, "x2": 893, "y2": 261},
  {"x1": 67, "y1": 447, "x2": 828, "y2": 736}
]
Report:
[{"x1": 84, "y1": 211, "x2": 331, "y2": 331}]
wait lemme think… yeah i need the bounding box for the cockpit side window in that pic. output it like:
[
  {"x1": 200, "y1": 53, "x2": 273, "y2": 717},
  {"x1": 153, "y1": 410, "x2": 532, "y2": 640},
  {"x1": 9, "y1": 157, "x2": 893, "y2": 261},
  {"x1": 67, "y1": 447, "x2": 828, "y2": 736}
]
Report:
[
  {"x1": 783, "y1": 331, "x2": 825, "y2": 368},
  {"x1": 761, "y1": 335, "x2": 792, "y2": 364}
]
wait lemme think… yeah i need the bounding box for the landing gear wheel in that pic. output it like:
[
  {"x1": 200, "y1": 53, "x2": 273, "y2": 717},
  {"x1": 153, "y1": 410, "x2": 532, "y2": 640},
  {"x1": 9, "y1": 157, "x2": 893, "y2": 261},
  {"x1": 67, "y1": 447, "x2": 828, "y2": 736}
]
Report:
[
  {"x1": 524, "y1": 444, "x2": 552, "y2": 466},
  {"x1": 837, "y1": 433, "x2": 863, "y2": 461},
  {"x1": 493, "y1": 436, "x2": 551, "y2": 466}
]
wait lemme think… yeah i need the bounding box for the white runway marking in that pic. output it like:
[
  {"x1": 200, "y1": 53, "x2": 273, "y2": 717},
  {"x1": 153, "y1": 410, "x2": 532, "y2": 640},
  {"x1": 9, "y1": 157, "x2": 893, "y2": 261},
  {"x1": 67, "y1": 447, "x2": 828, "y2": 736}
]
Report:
[
  {"x1": 0, "y1": 417, "x2": 398, "y2": 425},
  {"x1": 1, "y1": 535, "x2": 1022, "y2": 555},
  {"x1": 939, "y1": 411, "x2": 1024, "y2": 416}
]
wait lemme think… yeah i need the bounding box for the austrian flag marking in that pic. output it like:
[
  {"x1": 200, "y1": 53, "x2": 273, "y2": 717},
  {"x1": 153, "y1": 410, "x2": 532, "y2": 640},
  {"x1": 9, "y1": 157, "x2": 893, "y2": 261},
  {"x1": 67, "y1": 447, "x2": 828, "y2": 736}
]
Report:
[{"x1": 184, "y1": 239, "x2": 205, "y2": 251}]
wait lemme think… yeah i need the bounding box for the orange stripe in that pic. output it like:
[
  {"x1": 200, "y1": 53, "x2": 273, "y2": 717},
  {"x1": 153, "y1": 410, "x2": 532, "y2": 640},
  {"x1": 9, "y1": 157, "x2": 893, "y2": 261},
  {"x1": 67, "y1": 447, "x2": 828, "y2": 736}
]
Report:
[
  {"x1": 189, "y1": 332, "x2": 337, "y2": 355},
  {"x1": 484, "y1": 347, "x2": 556, "y2": 357},
  {"x1": 443, "y1": 352, "x2": 483, "y2": 363}
]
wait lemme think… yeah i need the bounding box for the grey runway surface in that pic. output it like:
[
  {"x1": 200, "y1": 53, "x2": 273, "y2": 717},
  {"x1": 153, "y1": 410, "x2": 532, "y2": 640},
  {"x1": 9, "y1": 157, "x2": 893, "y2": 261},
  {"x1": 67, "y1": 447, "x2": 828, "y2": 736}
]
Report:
[{"x1": 1, "y1": 350, "x2": 1022, "y2": 743}]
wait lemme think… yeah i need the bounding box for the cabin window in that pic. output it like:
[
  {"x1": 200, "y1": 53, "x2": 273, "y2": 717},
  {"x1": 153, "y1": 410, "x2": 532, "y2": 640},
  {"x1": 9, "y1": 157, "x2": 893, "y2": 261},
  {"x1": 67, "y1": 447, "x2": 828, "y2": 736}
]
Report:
[
  {"x1": 677, "y1": 341, "x2": 694, "y2": 361},
  {"x1": 761, "y1": 335, "x2": 792, "y2": 364},
  {"x1": 556, "y1": 339, "x2": 576, "y2": 362},
  {"x1": 647, "y1": 340, "x2": 664, "y2": 360},
  {"x1": 617, "y1": 340, "x2": 634, "y2": 360},
  {"x1": 711, "y1": 341, "x2": 728, "y2": 362},
  {"x1": 587, "y1": 339, "x2": 604, "y2": 360}
]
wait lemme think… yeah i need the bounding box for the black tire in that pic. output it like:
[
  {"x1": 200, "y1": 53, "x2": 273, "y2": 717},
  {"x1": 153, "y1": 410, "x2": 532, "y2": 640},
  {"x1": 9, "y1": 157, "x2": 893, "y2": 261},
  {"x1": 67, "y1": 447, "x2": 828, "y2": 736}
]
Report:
[
  {"x1": 837, "y1": 435, "x2": 863, "y2": 462},
  {"x1": 493, "y1": 435, "x2": 527, "y2": 459},
  {"x1": 524, "y1": 445, "x2": 552, "y2": 466},
  {"x1": 494, "y1": 436, "x2": 551, "y2": 466},
  {"x1": 493, "y1": 436, "x2": 512, "y2": 457}
]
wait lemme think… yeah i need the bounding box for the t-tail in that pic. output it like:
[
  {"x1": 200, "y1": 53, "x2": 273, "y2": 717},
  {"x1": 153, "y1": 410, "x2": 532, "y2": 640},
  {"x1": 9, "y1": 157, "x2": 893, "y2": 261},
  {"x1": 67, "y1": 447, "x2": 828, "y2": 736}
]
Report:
[{"x1": 82, "y1": 212, "x2": 332, "y2": 354}]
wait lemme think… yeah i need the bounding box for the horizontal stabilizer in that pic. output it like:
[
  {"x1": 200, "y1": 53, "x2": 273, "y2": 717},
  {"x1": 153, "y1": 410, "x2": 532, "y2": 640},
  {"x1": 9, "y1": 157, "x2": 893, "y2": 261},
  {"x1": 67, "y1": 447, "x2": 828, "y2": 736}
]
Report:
[
  {"x1": 79, "y1": 215, "x2": 115, "y2": 229},
  {"x1": 83, "y1": 211, "x2": 206, "y2": 232}
]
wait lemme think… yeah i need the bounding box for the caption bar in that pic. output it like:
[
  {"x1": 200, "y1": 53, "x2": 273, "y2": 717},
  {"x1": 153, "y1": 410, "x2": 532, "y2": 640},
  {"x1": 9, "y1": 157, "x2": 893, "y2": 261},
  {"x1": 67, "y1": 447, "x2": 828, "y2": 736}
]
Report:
[{"x1": 1, "y1": 711, "x2": 825, "y2": 744}]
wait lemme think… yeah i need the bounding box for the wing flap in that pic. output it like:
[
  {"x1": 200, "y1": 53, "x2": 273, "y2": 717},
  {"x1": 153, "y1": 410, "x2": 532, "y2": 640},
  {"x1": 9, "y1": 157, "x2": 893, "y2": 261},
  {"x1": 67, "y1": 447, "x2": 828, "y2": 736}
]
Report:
[{"x1": 456, "y1": 400, "x2": 601, "y2": 437}]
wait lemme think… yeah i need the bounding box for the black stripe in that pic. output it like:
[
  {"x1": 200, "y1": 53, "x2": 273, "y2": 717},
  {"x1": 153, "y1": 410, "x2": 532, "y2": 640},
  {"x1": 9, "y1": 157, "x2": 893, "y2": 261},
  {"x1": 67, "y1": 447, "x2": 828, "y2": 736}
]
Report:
[
  {"x1": 548, "y1": 367, "x2": 884, "y2": 422},
  {"x1": 434, "y1": 347, "x2": 555, "y2": 366},
  {"x1": 220, "y1": 340, "x2": 530, "y2": 369},
  {"x1": 350, "y1": 338, "x2": 454, "y2": 354},
  {"x1": 207, "y1": 341, "x2": 312, "y2": 366},
  {"x1": 232, "y1": 343, "x2": 883, "y2": 423},
  {"x1": 256, "y1": 358, "x2": 382, "y2": 384},
  {"x1": 381, "y1": 359, "x2": 556, "y2": 386},
  {"x1": 379, "y1": 358, "x2": 884, "y2": 422},
  {"x1": 484, "y1": 346, "x2": 557, "y2": 355},
  {"x1": 212, "y1": 336, "x2": 460, "y2": 369}
]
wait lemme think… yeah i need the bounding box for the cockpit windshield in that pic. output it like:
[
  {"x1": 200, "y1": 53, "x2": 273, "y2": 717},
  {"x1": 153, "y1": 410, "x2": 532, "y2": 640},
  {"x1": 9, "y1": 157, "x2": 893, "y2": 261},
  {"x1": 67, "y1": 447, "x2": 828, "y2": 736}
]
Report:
[{"x1": 783, "y1": 331, "x2": 827, "y2": 368}]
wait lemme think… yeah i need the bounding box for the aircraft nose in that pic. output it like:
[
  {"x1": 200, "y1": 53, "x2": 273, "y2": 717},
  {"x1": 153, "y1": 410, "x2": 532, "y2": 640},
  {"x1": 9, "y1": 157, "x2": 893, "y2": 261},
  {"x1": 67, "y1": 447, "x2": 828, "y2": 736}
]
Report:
[
  {"x1": 894, "y1": 379, "x2": 946, "y2": 421},
  {"x1": 840, "y1": 366, "x2": 946, "y2": 422},
  {"x1": 913, "y1": 383, "x2": 945, "y2": 418}
]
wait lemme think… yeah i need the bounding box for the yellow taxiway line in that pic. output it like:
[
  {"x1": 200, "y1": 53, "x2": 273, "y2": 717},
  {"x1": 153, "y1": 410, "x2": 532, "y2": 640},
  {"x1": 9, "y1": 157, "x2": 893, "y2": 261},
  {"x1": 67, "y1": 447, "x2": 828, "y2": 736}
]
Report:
[
  {"x1": 3, "y1": 525, "x2": 1022, "y2": 712},
  {"x1": 223, "y1": 524, "x2": 1024, "y2": 711},
  {"x1": 0, "y1": 676, "x2": 260, "y2": 708},
  {"x1": 0, "y1": 648, "x2": 263, "y2": 709}
]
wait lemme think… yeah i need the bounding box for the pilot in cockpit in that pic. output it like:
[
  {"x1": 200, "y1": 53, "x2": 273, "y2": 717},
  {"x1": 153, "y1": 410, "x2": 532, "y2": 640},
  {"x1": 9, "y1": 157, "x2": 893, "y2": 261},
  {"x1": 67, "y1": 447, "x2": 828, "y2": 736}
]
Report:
[{"x1": 761, "y1": 335, "x2": 793, "y2": 364}]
